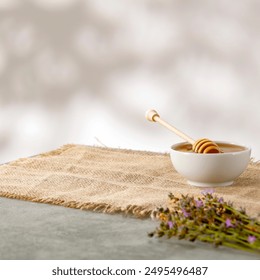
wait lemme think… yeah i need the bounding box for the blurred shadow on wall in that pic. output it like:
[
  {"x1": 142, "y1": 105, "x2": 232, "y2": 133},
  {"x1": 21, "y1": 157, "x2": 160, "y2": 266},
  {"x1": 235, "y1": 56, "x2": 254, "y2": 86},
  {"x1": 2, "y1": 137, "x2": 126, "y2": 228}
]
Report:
[{"x1": 0, "y1": 0, "x2": 259, "y2": 162}]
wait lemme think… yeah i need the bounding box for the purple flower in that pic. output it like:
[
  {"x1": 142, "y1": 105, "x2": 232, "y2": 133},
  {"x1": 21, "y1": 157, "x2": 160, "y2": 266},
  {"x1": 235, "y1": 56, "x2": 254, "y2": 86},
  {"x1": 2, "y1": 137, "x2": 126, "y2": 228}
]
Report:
[
  {"x1": 248, "y1": 235, "x2": 256, "y2": 244},
  {"x1": 182, "y1": 208, "x2": 190, "y2": 218},
  {"x1": 225, "y1": 218, "x2": 234, "y2": 228},
  {"x1": 195, "y1": 200, "x2": 204, "y2": 208},
  {"x1": 201, "y1": 189, "x2": 214, "y2": 195},
  {"x1": 167, "y1": 221, "x2": 174, "y2": 229},
  {"x1": 218, "y1": 197, "x2": 224, "y2": 203}
]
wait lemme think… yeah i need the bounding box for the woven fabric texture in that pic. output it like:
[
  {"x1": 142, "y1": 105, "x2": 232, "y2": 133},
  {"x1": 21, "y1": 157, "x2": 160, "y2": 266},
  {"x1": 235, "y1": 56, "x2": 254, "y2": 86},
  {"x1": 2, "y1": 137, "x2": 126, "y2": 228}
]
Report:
[{"x1": 0, "y1": 144, "x2": 259, "y2": 218}]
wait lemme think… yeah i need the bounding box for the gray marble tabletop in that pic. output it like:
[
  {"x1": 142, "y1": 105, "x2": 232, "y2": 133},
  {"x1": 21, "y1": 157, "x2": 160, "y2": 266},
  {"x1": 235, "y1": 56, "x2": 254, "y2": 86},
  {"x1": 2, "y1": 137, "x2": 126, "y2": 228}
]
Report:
[{"x1": 0, "y1": 197, "x2": 258, "y2": 260}]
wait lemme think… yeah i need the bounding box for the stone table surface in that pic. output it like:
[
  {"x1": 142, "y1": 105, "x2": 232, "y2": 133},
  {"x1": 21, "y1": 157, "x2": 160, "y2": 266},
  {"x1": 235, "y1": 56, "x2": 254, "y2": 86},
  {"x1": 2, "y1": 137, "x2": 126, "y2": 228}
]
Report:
[{"x1": 0, "y1": 197, "x2": 258, "y2": 260}]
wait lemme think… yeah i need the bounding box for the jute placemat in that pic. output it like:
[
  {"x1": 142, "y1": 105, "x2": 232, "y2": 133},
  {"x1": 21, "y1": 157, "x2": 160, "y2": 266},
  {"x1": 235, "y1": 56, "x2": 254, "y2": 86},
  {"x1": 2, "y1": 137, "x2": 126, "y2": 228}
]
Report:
[{"x1": 0, "y1": 144, "x2": 259, "y2": 218}]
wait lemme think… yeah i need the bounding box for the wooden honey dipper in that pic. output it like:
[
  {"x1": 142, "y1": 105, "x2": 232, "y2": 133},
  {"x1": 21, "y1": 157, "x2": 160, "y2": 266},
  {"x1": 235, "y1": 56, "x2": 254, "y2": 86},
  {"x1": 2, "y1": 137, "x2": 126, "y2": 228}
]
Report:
[{"x1": 145, "y1": 109, "x2": 221, "y2": 154}]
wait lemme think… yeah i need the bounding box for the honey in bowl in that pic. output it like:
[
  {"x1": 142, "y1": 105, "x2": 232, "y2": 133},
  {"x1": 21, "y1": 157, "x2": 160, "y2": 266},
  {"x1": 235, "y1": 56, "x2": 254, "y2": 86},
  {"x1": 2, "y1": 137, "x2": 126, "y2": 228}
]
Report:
[{"x1": 174, "y1": 142, "x2": 246, "y2": 153}]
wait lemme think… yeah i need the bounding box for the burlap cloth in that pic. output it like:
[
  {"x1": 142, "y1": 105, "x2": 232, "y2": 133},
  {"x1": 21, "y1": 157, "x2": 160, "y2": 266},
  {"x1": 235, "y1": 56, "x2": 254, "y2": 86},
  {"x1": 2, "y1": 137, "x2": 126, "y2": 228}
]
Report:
[{"x1": 0, "y1": 144, "x2": 259, "y2": 218}]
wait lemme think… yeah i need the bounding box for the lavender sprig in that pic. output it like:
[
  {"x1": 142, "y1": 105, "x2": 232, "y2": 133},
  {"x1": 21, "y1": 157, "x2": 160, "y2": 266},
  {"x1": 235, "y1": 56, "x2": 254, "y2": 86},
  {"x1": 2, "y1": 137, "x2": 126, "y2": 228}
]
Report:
[{"x1": 149, "y1": 192, "x2": 260, "y2": 254}]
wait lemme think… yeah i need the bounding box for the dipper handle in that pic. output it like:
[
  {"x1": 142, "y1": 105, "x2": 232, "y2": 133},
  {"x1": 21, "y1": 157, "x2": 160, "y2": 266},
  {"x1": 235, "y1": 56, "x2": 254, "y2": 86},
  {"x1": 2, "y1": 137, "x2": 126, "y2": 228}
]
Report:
[{"x1": 145, "y1": 109, "x2": 195, "y2": 144}]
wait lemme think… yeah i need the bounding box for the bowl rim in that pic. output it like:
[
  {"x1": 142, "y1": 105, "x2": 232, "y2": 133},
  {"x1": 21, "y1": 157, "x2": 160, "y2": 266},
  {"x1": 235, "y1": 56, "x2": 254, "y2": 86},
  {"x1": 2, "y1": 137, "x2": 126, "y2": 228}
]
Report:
[{"x1": 171, "y1": 141, "x2": 251, "y2": 155}]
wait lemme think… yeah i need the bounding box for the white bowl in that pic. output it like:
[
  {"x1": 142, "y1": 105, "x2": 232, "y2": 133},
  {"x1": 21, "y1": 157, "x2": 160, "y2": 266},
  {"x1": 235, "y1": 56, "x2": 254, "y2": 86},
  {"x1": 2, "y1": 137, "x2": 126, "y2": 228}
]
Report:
[{"x1": 170, "y1": 141, "x2": 251, "y2": 187}]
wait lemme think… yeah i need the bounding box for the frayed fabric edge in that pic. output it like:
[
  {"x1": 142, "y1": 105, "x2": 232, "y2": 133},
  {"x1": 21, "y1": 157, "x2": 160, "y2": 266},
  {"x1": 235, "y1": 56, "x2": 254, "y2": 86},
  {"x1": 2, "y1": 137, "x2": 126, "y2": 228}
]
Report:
[{"x1": 0, "y1": 191, "x2": 154, "y2": 219}]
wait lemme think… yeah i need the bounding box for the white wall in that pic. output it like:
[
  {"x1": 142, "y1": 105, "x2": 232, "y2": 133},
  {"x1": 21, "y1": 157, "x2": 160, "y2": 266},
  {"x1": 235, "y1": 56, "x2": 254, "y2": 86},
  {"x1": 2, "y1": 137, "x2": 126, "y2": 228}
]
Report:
[{"x1": 0, "y1": 0, "x2": 259, "y2": 163}]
